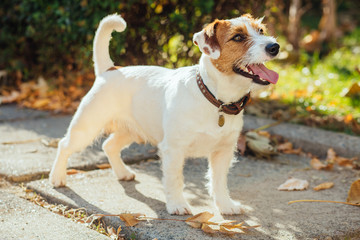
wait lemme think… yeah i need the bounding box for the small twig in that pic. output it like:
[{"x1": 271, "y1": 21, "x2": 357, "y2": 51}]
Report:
[
  {"x1": 93, "y1": 214, "x2": 193, "y2": 223},
  {"x1": 1, "y1": 138, "x2": 40, "y2": 145},
  {"x1": 288, "y1": 199, "x2": 360, "y2": 206},
  {"x1": 254, "y1": 119, "x2": 284, "y2": 132}
]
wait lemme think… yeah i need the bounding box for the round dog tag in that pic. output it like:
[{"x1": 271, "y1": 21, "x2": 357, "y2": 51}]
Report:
[{"x1": 218, "y1": 115, "x2": 225, "y2": 127}]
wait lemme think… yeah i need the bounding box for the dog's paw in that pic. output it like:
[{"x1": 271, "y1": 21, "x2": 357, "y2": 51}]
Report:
[
  {"x1": 166, "y1": 201, "x2": 192, "y2": 215},
  {"x1": 116, "y1": 168, "x2": 136, "y2": 181},
  {"x1": 49, "y1": 170, "x2": 67, "y2": 187},
  {"x1": 217, "y1": 200, "x2": 244, "y2": 215}
]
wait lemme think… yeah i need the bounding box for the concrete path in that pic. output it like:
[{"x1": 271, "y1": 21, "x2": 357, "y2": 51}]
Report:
[
  {"x1": 0, "y1": 189, "x2": 109, "y2": 240},
  {"x1": 1, "y1": 105, "x2": 359, "y2": 239}
]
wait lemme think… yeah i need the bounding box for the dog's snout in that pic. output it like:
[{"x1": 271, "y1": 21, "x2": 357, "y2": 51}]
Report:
[{"x1": 265, "y1": 43, "x2": 280, "y2": 57}]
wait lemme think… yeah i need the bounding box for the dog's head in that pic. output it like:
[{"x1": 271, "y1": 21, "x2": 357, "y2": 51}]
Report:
[{"x1": 193, "y1": 14, "x2": 279, "y2": 86}]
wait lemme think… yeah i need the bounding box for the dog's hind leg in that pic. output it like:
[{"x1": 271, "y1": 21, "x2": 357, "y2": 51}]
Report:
[
  {"x1": 102, "y1": 131, "x2": 135, "y2": 181},
  {"x1": 49, "y1": 89, "x2": 116, "y2": 187}
]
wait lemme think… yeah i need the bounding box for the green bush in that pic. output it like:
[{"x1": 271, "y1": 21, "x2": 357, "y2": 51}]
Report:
[{"x1": 0, "y1": 0, "x2": 270, "y2": 84}]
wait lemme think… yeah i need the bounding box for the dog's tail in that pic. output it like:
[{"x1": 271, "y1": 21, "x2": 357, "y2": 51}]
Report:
[{"x1": 93, "y1": 14, "x2": 127, "y2": 76}]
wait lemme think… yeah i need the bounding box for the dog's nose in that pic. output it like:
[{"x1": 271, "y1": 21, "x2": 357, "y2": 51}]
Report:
[{"x1": 265, "y1": 43, "x2": 280, "y2": 57}]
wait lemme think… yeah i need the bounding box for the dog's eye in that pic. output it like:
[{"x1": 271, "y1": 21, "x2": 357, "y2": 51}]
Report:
[
  {"x1": 259, "y1": 28, "x2": 264, "y2": 35},
  {"x1": 232, "y1": 34, "x2": 246, "y2": 42}
]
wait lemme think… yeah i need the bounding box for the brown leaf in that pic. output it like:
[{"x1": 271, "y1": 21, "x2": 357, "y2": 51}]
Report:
[
  {"x1": 66, "y1": 169, "x2": 84, "y2": 175},
  {"x1": 0, "y1": 90, "x2": 20, "y2": 104},
  {"x1": 283, "y1": 148, "x2": 303, "y2": 155},
  {"x1": 326, "y1": 148, "x2": 337, "y2": 162},
  {"x1": 347, "y1": 179, "x2": 360, "y2": 204},
  {"x1": 119, "y1": 213, "x2": 143, "y2": 227},
  {"x1": 257, "y1": 131, "x2": 271, "y2": 138},
  {"x1": 334, "y1": 156, "x2": 356, "y2": 168},
  {"x1": 96, "y1": 163, "x2": 111, "y2": 169},
  {"x1": 310, "y1": 158, "x2": 333, "y2": 170},
  {"x1": 117, "y1": 225, "x2": 122, "y2": 235},
  {"x1": 277, "y1": 142, "x2": 293, "y2": 152},
  {"x1": 345, "y1": 82, "x2": 360, "y2": 97},
  {"x1": 186, "y1": 212, "x2": 214, "y2": 228},
  {"x1": 32, "y1": 98, "x2": 50, "y2": 109},
  {"x1": 313, "y1": 182, "x2": 334, "y2": 191},
  {"x1": 237, "y1": 134, "x2": 247, "y2": 155},
  {"x1": 278, "y1": 178, "x2": 309, "y2": 191}
]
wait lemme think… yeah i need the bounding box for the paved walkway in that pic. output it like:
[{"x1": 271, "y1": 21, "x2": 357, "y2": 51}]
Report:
[{"x1": 0, "y1": 105, "x2": 359, "y2": 239}]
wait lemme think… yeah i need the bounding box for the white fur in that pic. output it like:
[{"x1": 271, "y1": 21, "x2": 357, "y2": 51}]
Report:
[{"x1": 49, "y1": 14, "x2": 278, "y2": 215}]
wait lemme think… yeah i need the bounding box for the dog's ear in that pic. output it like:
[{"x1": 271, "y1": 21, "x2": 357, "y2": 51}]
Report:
[{"x1": 193, "y1": 20, "x2": 221, "y2": 59}]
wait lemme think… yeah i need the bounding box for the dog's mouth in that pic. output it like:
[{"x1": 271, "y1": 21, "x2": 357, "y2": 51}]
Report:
[{"x1": 233, "y1": 64, "x2": 279, "y2": 85}]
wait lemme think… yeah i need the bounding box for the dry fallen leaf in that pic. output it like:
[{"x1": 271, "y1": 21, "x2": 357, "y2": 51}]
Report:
[
  {"x1": 66, "y1": 169, "x2": 84, "y2": 175},
  {"x1": 278, "y1": 178, "x2": 309, "y2": 191},
  {"x1": 277, "y1": 142, "x2": 293, "y2": 152},
  {"x1": 237, "y1": 134, "x2": 247, "y2": 155},
  {"x1": 313, "y1": 182, "x2": 334, "y2": 191},
  {"x1": 219, "y1": 226, "x2": 245, "y2": 235},
  {"x1": 96, "y1": 163, "x2": 111, "y2": 169},
  {"x1": 119, "y1": 213, "x2": 144, "y2": 227},
  {"x1": 107, "y1": 226, "x2": 117, "y2": 239},
  {"x1": 201, "y1": 223, "x2": 219, "y2": 233},
  {"x1": 347, "y1": 179, "x2": 360, "y2": 204},
  {"x1": 41, "y1": 138, "x2": 60, "y2": 148},
  {"x1": 345, "y1": 82, "x2": 360, "y2": 98},
  {"x1": 0, "y1": 90, "x2": 20, "y2": 104},
  {"x1": 185, "y1": 211, "x2": 214, "y2": 228},
  {"x1": 245, "y1": 131, "x2": 277, "y2": 158},
  {"x1": 326, "y1": 148, "x2": 337, "y2": 162},
  {"x1": 310, "y1": 158, "x2": 333, "y2": 170}
]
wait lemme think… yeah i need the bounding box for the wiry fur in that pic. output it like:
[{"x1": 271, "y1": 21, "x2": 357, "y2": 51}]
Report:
[{"x1": 49, "y1": 13, "x2": 279, "y2": 215}]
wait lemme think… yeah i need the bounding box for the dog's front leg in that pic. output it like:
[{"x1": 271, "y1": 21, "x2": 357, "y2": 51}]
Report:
[
  {"x1": 208, "y1": 149, "x2": 243, "y2": 215},
  {"x1": 160, "y1": 144, "x2": 192, "y2": 215}
]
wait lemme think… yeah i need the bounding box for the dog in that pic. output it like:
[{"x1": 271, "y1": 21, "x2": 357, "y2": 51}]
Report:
[{"x1": 49, "y1": 13, "x2": 279, "y2": 215}]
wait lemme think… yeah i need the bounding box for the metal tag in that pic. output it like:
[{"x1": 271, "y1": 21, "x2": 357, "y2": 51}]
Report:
[{"x1": 218, "y1": 114, "x2": 225, "y2": 127}]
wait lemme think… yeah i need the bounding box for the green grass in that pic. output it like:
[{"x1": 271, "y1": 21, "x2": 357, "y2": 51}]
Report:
[{"x1": 267, "y1": 28, "x2": 360, "y2": 120}]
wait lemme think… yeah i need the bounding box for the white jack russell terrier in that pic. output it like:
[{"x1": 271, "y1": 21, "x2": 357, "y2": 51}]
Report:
[{"x1": 49, "y1": 13, "x2": 279, "y2": 215}]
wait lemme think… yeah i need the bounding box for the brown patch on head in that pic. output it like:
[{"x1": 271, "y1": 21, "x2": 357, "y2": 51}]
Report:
[
  {"x1": 209, "y1": 20, "x2": 252, "y2": 74},
  {"x1": 203, "y1": 20, "x2": 220, "y2": 52},
  {"x1": 242, "y1": 14, "x2": 267, "y2": 35}
]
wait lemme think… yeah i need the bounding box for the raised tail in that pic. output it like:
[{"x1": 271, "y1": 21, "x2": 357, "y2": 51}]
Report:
[{"x1": 93, "y1": 14, "x2": 126, "y2": 76}]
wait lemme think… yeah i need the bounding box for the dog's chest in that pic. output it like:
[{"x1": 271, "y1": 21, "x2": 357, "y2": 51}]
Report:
[{"x1": 185, "y1": 118, "x2": 242, "y2": 157}]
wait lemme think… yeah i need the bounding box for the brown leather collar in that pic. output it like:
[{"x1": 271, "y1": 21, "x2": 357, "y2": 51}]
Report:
[{"x1": 196, "y1": 72, "x2": 250, "y2": 115}]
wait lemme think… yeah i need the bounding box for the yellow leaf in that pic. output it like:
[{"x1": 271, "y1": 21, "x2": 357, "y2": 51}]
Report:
[
  {"x1": 313, "y1": 182, "x2": 334, "y2": 191},
  {"x1": 201, "y1": 223, "x2": 219, "y2": 233},
  {"x1": 347, "y1": 179, "x2": 360, "y2": 204},
  {"x1": 32, "y1": 98, "x2": 50, "y2": 109},
  {"x1": 185, "y1": 212, "x2": 214, "y2": 228},
  {"x1": 219, "y1": 226, "x2": 245, "y2": 235},
  {"x1": 119, "y1": 213, "x2": 142, "y2": 227}
]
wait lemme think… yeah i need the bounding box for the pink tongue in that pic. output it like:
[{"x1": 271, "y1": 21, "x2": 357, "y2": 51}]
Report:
[{"x1": 247, "y1": 64, "x2": 279, "y2": 84}]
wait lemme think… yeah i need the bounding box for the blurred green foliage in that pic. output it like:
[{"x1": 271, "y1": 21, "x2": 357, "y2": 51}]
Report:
[
  {"x1": 0, "y1": 0, "x2": 270, "y2": 83},
  {"x1": 0, "y1": 0, "x2": 359, "y2": 86}
]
